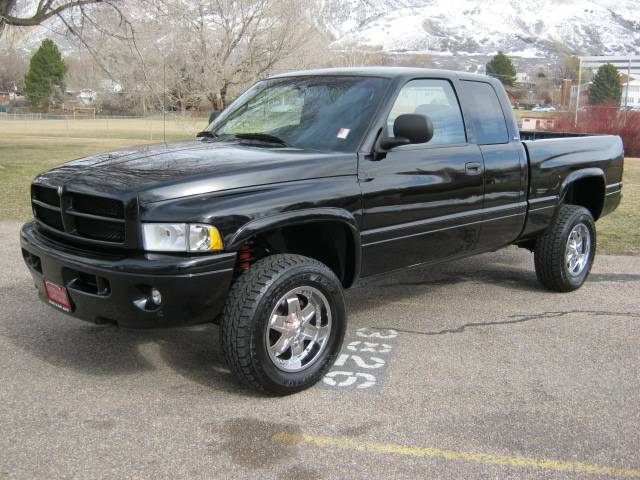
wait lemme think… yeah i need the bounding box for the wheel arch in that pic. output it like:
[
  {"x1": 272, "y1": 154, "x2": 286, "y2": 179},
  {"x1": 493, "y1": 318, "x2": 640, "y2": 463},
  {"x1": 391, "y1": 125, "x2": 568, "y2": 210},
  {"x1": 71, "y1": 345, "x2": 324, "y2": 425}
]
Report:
[
  {"x1": 559, "y1": 168, "x2": 606, "y2": 220},
  {"x1": 226, "y1": 208, "x2": 361, "y2": 288}
]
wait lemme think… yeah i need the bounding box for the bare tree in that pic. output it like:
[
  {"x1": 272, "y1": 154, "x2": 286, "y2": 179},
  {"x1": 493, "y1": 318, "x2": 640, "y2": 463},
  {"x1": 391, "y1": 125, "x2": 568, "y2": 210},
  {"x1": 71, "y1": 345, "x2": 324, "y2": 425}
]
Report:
[
  {"x1": 121, "y1": 0, "x2": 319, "y2": 110},
  {"x1": 1, "y1": 0, "x2": 138, "y2": 91},
  {"x1": 3, "y1": 0, "x2": 367, "y2": 114},
  {"x1": 331, "y1": 42, "x2": 393, "y2": 68},
  {"x1": 0, "y1": 0, "x2": 107, "y2": 37},
  {"x1": 0, "y1": 45, "x2": 27, "y2": 90}
]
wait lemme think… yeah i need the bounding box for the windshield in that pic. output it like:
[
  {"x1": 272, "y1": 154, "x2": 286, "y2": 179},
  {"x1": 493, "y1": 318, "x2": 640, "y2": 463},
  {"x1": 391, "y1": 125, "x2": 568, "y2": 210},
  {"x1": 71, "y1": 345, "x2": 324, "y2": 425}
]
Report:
[{"x1": 207, "y1": 76, "x2": 389, "y2": 152}]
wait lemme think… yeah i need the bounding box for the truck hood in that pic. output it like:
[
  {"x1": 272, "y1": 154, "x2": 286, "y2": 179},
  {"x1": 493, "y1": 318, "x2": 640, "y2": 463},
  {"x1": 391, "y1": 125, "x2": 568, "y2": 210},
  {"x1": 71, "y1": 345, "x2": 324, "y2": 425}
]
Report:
[{"x1": 34, "y1": 140, "x2": 356, "y2": 203}]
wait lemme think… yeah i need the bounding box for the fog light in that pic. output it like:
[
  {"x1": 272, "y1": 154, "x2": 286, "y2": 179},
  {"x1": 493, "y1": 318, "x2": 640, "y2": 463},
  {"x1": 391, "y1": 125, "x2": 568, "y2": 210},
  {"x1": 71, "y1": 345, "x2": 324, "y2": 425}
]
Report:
[{"x1": 150, "y1": 288, "x2": 162, "y2": 305}]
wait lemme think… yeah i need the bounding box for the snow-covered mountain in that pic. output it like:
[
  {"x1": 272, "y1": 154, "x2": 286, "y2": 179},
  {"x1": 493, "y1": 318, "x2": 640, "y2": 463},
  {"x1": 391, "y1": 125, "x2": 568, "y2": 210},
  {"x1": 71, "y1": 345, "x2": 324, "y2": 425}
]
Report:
[
  {"x1": 9, "y1": 0, "x2": 639, "y2": 75},
  {"x1": 316, "y1": 0, "x2": 640, "y2": 58}
]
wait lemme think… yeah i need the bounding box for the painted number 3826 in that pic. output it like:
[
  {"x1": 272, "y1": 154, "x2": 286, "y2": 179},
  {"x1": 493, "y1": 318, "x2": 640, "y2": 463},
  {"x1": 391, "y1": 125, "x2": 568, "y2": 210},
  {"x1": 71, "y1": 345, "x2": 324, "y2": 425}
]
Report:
[{"x1": 322, "y1": 327, "x2": 398, "y2": 390}]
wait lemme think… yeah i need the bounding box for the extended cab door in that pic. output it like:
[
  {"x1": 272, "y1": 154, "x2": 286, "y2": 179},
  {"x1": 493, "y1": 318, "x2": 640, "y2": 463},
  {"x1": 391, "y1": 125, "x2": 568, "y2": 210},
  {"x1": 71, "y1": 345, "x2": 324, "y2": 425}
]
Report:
[
  {"x1": 359, "y1": 78, "x2": 485, "y2": 276},
  {"x1": 458, "y1": 80, "x2": 528, "y2": 251}
]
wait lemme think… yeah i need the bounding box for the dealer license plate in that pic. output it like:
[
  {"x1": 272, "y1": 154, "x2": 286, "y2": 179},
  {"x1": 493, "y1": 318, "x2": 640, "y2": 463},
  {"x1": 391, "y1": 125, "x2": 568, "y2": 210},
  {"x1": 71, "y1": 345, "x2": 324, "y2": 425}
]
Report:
[{"x1": 44, "y1": 280, "x2": 71, "y2": 312}]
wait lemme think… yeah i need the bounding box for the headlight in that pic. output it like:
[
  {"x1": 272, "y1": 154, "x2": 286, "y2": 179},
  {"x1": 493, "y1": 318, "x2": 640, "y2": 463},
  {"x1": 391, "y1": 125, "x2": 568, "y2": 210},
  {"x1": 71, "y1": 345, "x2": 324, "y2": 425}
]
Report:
[
  {"x1": 142, "y1": 223, "x2": 223, "y2": 252},
  {"x1": 142, "y1": 223, "x2": 186, "y2": 252},
  {"x1": 188, "y1": 224, "x2": 223, "y2": 251}
]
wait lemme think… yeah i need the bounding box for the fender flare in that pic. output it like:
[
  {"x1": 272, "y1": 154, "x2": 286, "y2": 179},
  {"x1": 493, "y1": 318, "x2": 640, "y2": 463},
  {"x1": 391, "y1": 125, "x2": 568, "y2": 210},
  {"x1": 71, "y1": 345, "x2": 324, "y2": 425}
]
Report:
[
  {"x1": 558, "y1": 168, "x2": 606, "y2": 219},
  {"x1": 559, "y1": 168, "x2": 605, "y2": 202},
  {"x1": 226, "y1": 207, "x2": 361, "y2": 286}
]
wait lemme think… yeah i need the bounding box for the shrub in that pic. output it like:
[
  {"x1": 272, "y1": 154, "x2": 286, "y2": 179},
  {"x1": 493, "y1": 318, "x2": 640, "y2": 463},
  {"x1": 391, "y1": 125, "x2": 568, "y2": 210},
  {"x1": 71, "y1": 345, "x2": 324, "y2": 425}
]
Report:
[{"x1": 554, "y1": 104, "x2": 640, "y2": 156}]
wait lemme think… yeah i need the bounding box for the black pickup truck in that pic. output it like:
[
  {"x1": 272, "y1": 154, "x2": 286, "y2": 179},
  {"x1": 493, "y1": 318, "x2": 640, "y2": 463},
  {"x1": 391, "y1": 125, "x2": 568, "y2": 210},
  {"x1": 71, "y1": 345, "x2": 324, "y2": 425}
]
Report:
[{"x1": 21, "y1": 67, "x2": 624, "y2": 394}]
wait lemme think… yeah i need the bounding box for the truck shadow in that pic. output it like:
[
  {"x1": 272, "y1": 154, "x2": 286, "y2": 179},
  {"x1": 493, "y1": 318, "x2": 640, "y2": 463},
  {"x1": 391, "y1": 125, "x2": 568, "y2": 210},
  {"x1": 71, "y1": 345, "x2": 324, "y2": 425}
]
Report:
[
  {"x1": 346, "y1": 250, "x2": 640, "y2": 317},
  {"x1": 347, "y1": 249, "x2": 543, "y2": 315},
  {"x1": 3, "y1": 281, "x2": 247, "y2": 394},
  {"x1": 5, "y1": 249, "x2": 636, "y2": 389}
]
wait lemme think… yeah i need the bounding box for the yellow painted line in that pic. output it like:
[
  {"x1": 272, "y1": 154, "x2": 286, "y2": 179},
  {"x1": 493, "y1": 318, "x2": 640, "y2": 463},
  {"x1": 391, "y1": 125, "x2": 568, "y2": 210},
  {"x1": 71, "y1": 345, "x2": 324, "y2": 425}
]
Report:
[{"x1": 272, "y1": 432, "x2": 640, "y2": 478}]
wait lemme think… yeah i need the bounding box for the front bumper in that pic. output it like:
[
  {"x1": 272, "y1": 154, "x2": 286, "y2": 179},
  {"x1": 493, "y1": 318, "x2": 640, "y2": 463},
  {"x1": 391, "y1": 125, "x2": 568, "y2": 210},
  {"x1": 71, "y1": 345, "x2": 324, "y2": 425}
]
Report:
[{"x1": 20, "y1": 221, "x2": 236, "y2": 328}]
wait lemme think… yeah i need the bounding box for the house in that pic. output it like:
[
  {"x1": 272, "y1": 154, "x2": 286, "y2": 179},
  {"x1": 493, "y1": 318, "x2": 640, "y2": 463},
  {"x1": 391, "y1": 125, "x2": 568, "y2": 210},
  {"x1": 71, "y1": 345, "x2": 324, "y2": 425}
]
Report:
[
  {"x1": 77, "y1": 89, "x2": 97, "y2": 105},
  {"x1": 621, "y1": 77, "x2": 640, "y2": 109},
  {"x1": 514, "y1": 72, "x2": 535, "y2": 87},
  {"x1": 1, "y1": 85, "x2": 21, "y2": 102},
  {"x1": 521, "y1": 116, "x2": 556, "y2": 131}
]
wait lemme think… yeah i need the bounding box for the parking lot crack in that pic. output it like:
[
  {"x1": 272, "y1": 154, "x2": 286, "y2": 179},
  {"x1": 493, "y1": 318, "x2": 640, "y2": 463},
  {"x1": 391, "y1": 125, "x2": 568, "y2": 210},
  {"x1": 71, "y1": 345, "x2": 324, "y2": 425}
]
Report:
[{"x1": 375, "y1": 310, "x2": 640, "y2": 336}]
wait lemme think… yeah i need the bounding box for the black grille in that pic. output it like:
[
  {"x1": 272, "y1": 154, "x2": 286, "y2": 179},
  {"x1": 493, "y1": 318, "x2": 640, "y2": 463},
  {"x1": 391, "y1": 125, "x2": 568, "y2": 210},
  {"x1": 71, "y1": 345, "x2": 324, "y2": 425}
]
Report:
[
  {"x1": 31, "y1": 185, "x2": 127, "y2": 245},
  {"x1": 34, "y1": 204, "x2": 64, "y2": 230},
  {"x1": 72, "y1": 193, "x2": 124, "y2": 219},
  {"x1": 32, "y1": 185, "x2": 63, "y2": 230},
  {"x1": 32, "y1": 185, "x2": 60, "y2": 207},
  {"x1": 74, "y1": 216, "x2": 125, "y2": 243}
]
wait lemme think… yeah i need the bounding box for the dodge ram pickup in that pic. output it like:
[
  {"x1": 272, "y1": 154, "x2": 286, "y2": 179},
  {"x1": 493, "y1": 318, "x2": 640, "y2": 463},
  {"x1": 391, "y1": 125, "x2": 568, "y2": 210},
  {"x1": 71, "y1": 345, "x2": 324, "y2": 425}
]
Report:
[{"x1": 20, "y1": 67, "x2": 624, "y2": 394}]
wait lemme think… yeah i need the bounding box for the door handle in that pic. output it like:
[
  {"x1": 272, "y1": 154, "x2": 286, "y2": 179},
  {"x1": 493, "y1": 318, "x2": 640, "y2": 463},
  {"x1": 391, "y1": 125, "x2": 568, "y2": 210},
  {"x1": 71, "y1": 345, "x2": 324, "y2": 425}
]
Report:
[{"x1": 465, "y1": 162, "x2": 482, "y2": 175}]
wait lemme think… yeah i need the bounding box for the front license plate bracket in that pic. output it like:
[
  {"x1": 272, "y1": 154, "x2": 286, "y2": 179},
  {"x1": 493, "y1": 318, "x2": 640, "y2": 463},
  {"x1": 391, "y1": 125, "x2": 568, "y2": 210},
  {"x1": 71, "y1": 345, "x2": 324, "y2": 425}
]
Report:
[{"x1": 44, "y1": 280, "x2": 72, "y2": 312}]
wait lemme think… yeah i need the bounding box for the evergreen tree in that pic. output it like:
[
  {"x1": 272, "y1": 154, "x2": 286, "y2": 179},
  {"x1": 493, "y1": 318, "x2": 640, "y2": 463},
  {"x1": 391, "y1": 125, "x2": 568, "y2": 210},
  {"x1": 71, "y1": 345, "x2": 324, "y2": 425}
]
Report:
[
  {"x1": 24, "y1": 39, "x2": 67, "y2": 109},
  {"x1": 486, "y1": 51, "x2": 517, "y2": 86},
  {"x1": 588, "y1": 64, "x2": 622, "y2": 105}
]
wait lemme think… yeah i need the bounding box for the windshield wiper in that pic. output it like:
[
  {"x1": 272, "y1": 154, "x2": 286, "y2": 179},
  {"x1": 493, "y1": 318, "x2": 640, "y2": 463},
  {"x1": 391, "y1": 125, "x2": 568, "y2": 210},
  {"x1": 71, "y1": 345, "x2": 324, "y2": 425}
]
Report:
[
  {"x1": 232, "y1": 133, "x2": 288, "y2": 146},
  {"x1": 196, "y1": 130, "x2": 217, "y2": 138}
]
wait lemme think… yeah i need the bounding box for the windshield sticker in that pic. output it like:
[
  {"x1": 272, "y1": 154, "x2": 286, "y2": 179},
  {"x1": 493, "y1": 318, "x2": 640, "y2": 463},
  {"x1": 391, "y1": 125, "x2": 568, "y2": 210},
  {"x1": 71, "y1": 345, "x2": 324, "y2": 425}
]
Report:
[{"x1": 337, "y1": 128, "x2": 350, "y2": 140}]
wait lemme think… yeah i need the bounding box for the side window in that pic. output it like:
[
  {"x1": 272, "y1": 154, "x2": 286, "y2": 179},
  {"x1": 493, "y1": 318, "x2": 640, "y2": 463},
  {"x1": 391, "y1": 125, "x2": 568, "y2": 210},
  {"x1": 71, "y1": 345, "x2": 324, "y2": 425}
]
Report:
[
  {"x1": 460, "y1": 81, "x2": 509, "y2": 144},
  {"x1": 387, "y1": 79, "x2": 466, "y2": 146}
]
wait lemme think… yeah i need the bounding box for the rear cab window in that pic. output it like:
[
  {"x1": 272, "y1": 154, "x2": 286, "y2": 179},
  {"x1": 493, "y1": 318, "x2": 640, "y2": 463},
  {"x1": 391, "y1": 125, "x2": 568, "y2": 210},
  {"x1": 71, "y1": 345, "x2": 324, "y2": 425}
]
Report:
[{"x1": 459, "y1": 81, "x2": 510, "y2": 145}]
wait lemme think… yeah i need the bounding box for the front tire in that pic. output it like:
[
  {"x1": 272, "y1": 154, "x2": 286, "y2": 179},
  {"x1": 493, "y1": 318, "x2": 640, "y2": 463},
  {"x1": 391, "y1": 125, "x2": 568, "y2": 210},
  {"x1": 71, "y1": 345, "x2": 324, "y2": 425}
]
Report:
[
  {"x1": 220, "y1": 254, "x2": 346, "y2": 395},
  {"x1": 534, "y1": 204, "x2": 596, "y2": 292}
]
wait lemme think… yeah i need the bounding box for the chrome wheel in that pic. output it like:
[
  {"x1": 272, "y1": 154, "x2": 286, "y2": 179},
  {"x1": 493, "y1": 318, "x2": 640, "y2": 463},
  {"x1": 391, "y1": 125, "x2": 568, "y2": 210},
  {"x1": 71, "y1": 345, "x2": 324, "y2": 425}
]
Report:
[
  {"x1": 265, "y1": 286, "x2": 332, "y2": 373},
  {"x1": 565, "y1": 223, "x2": 591, "y2": 276}
]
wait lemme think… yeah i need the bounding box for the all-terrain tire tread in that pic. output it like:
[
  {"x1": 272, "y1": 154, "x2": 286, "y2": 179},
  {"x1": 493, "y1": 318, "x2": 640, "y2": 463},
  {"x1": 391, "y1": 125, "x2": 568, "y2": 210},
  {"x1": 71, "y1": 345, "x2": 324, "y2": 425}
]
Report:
[
  {"x1": 220, "y1": 254, "x2": 340, "y2": 393},
  {"x1": 534, "y1": 204, "x2": 595, "y2": 292}
]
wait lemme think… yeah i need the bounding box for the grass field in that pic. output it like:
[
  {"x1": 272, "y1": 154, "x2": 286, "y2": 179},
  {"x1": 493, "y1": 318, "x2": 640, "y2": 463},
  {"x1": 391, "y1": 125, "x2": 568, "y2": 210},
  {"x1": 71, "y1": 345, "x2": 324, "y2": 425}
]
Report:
[
  {"x1": 0, "y1": 116, "x2": 203, "y2": 220},
  {"x1": 1, "y1": 117, "x2": 638, "y2": 254},
  {"x1": 598, "y1": 157, "x2": 639, "y2": 254}
]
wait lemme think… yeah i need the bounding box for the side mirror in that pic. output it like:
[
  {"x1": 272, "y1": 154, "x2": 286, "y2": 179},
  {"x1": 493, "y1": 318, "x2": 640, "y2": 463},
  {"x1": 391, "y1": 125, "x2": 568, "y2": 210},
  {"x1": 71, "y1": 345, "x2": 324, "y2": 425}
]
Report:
[{"x1": 379, "y1": 114, "x2": 434, "y2": 150}]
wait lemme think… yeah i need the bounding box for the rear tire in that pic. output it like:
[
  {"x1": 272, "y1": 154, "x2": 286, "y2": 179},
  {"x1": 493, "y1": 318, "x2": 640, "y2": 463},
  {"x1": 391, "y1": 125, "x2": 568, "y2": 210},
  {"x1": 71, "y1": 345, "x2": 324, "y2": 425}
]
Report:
[
  {"x1": 534, "y1": 204, "x2": 596, "y2": 292},
  {"x1": 220, "y1": 254, "x2": 346, "y2": 395}
]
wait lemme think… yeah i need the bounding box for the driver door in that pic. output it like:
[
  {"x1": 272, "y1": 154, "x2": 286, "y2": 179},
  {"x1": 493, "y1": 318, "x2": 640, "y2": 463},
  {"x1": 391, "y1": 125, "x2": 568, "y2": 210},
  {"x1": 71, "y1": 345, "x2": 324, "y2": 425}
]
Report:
[{"x1": 359, "y1": 78, "x2": 485, "y2": 276}]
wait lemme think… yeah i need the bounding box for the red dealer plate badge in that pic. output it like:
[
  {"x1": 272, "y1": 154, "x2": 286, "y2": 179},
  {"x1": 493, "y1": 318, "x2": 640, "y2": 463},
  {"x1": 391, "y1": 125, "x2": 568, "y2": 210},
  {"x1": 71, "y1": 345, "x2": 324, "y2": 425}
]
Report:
[{"x1": 44, "y1": 280, "x2": 71, "y2": 312}]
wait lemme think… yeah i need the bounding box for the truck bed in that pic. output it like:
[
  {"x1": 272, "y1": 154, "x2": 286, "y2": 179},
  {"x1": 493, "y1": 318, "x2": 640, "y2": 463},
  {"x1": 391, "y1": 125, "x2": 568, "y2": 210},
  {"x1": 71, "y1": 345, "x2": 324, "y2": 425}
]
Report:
[
  {"x1": 518, "y1": 132, "x2": 624, "y2": 239},
  {"x1": 519, "y1": 130, "x2": 596, "y2": 141}
]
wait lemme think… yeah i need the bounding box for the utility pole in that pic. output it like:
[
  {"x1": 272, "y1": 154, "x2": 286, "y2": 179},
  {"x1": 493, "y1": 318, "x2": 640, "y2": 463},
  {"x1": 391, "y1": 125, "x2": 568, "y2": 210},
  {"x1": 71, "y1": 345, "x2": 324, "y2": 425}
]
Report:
[
  {"x1": 624, "y1": 57, "x2": 631, "y2": 109},
  {"x1": 624, "y1": 57, "x2": 631, "y2": 125},
  {"x1": 574, "y1": 57, "x2": 582, "y2": 126},
  {"x1": 163, "y1": 58, "x2": 166, "y2": 143}
]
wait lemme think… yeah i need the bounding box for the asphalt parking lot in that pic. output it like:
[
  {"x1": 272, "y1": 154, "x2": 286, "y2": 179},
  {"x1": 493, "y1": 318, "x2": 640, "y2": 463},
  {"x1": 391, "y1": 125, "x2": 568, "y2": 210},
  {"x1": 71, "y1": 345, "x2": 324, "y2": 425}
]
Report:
[{"x1": 1, "y1": 220, "x2": 639, "y2": 479}]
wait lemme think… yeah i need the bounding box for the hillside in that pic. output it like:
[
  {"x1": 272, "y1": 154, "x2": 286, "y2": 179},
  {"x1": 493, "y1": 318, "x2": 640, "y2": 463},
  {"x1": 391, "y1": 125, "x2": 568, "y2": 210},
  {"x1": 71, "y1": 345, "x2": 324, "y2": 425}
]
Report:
[{"x1": 317, "y1": 0, "x2": 640, "y2": 62}]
